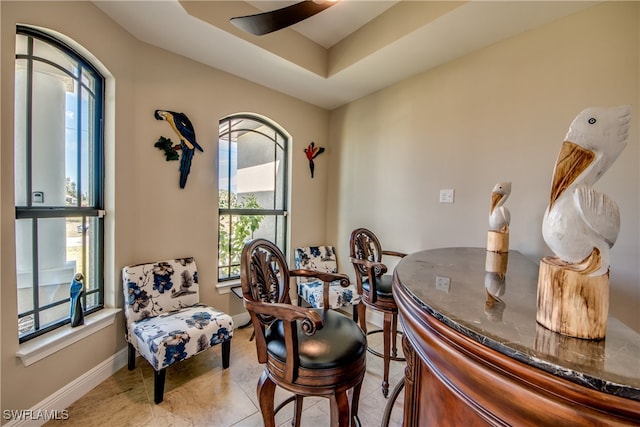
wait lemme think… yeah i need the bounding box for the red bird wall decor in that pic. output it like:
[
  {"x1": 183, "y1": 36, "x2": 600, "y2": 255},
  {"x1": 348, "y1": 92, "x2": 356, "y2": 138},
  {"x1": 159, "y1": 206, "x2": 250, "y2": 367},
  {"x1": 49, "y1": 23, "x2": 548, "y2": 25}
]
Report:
[{"x1": 304, "y1": 142, "x2": 324, "y2": 178}]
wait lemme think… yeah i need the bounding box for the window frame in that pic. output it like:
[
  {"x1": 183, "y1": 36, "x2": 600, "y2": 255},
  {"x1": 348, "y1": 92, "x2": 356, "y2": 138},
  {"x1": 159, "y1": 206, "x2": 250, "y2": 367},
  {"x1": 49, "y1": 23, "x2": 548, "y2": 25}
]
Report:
[
  {"x1": 218, "y1": 114, "x2": 289, "y2": 282},
  {"x1": 14, "y1": 26, "x2": 105, "y2": 343}
]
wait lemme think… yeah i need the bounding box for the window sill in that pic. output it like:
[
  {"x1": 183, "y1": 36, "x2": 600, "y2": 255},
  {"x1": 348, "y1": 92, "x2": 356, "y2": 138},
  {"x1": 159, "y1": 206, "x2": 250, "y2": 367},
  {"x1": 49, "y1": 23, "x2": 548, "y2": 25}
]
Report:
[
  {"x1": 16, "y1": 308, "x2": 121, "y2": 367},
  {"x1": 216, "y1": 279, "x2": 240, "y2": 295}
]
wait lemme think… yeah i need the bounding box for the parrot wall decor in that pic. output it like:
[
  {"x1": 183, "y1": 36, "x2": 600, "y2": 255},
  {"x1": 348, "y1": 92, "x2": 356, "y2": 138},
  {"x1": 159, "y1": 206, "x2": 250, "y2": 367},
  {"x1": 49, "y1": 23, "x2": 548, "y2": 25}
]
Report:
[
  {"x1": 154, "y1": 110, "x2": 203, "y2": 188},
  {"x1": 304, "y1": 141, "x2": 324, "y2": 178}
]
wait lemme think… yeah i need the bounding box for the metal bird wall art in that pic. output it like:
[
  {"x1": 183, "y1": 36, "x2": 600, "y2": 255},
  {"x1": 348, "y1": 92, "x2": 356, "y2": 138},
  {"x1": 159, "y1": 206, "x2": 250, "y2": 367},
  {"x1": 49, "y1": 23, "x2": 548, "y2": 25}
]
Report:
[
  {"x1": 154, "y1": 110, "x2": 204, "y2": 188},
  {"x1": 304, "y1": 141, "x2": 324, "y2": 178},
  {"x1": 542, "y1": 105, "x2": 631, "y2": 277},
  {"x1": 489, "y1": 182, "x2": 511, "y2": 232}
]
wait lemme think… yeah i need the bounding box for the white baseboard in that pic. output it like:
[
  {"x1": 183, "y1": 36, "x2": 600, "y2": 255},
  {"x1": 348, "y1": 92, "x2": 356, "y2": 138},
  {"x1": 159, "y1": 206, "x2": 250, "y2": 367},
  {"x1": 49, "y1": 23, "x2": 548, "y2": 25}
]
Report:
[
  {"x1": 232, "y1": 312, "x2": 251, "y2": 328},
  {"x1": 5, "y1": 348, "x2": 129, "y2": 427}
]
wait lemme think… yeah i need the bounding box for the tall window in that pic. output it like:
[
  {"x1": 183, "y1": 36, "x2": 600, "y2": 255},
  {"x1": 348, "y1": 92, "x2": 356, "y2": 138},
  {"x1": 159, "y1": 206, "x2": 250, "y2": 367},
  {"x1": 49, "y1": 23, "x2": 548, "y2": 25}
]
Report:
[
  {"x1": 218, "y1": 115, "x2": 288, "y2": 281},
  {"x1": 14, "y1": 27, "x2": 105, "y2": 342}
]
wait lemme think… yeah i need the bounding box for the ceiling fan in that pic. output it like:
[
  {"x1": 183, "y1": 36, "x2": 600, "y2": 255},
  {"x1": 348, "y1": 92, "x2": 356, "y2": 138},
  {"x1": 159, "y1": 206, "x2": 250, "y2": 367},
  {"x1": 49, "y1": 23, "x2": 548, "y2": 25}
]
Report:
[{"x1": 230, "y1": 1, "x2": 338, "y2": 36}]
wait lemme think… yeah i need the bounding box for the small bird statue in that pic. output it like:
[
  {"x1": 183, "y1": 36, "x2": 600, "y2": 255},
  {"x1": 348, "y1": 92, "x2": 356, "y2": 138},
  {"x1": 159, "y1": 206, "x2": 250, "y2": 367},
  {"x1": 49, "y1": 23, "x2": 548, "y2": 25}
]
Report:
[
  {"x1": 304, "y1": 141, "x2": 324, "y2": 178},
  {"x1": 488, "y1": 182, "x2": 511, "y2": 232},
  {"x1": 484, "y1": 271, "x2": 506, "y2": 322},
  {"x1": 542, "y1": 105, "x2": 631, "y2": 277},
  {"x1": 154, "y1": 110, "x2": 203, "y2": 188},
  {"x1": 69, "y1": 273, "x2": 85, "y2": 327}
]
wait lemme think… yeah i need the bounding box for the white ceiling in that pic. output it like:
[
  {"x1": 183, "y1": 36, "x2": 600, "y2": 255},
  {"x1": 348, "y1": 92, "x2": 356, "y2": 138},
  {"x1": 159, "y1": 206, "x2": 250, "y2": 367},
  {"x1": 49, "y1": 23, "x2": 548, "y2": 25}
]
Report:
[
  {"x1": 245, "y1": 1, "x2": 399, "y2": 48},
  {"x1": 93, "y1": 1, "x2": 598, "y2": 110}
]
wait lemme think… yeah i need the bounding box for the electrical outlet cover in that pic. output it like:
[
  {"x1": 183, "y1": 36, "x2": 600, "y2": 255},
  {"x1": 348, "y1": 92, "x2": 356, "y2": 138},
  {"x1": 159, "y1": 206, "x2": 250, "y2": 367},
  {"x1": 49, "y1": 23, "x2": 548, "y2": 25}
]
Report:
[
  {"x1": 439, "y1": 189, "x2": 454, "y2": 203},
  {"x1": 435, "y1": 276, "x2": 451, "y2": 292}
]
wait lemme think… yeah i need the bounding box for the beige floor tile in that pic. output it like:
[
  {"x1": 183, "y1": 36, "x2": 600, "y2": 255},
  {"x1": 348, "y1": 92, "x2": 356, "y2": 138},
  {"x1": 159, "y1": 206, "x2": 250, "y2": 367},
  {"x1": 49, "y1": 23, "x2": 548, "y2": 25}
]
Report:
[{"x1": 45, "y1": 320, "x2": 407, "y2": 426}]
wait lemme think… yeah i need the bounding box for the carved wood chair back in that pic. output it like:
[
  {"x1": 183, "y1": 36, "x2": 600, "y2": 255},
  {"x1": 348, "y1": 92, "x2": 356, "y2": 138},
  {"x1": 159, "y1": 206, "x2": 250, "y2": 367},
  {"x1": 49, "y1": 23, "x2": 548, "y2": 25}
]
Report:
[
  {"x1": 241, "y1": 238, "x2": 367, "y2": 427},
  {"x1": 349, "y1": 228, "x2": 407, "y2": 398}
]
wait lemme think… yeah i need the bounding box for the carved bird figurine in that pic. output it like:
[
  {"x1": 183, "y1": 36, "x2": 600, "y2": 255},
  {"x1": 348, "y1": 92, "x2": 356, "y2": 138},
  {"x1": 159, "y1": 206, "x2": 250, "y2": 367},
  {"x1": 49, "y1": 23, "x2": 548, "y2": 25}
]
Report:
[
  {"x1": 488, "y1": 182, "x2": 511, "y2": 232},
  {"x1": 154, "y1": 110, "x2": 203, "y2": 188},
  {"x1": 69, "y1": 273, "x2": 85, "y2": 327},
  {"x1": 542, "y1": 105, "x2": 631, "y2": 277},
  {"x1": 484, "y1": 271, "x2": 506, "y2": 322}
]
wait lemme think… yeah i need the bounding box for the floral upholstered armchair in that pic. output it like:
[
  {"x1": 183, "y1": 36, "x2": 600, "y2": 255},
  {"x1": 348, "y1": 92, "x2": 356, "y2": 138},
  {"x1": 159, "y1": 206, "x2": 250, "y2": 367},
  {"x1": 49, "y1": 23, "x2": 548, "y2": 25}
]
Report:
[
  {"x1": 122, "y1": 257, "x2": 233, "y2": 403},
  {"x1": 294, "y1": 246, "x2": 360, "y2": 318}
]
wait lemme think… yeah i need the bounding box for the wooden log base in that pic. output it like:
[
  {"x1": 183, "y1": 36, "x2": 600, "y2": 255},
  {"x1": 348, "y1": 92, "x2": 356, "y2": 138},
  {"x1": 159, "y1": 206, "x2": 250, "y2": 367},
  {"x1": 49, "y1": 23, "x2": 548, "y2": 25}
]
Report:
[
  {"x1": 485, "y1": 251, "x2": 508, "y2": 274},
  {"x1": 536, "y1": 256, "x2": 609, "y2": 340},
  {"x1": 487, "y1": 230, "x2": 509, "y2": 253}
]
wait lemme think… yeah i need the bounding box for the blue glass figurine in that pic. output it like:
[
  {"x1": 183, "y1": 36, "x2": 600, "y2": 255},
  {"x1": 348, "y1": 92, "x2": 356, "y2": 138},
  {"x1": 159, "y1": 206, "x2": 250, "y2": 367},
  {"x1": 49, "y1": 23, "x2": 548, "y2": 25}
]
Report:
[{"x1": 70, "y1": 273, "x2": 85, "y2": 327}]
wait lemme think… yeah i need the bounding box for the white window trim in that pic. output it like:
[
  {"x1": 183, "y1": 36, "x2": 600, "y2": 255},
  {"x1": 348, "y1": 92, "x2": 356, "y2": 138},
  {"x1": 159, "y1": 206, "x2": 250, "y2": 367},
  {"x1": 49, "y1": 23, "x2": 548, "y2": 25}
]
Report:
[
  {"x1": 215, "y1": 279, "x2": 240, "y2": 294},
  {"x1": 16, "y1": 308, "x2": 121, "y2": 367}
]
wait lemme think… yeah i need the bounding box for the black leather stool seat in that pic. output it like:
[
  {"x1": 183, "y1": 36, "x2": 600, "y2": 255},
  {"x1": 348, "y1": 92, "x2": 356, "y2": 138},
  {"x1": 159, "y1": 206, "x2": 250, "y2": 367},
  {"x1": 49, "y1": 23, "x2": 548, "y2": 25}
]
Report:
[
  {"x1": 266, "y1": 309, "x2": 367, "y2": 369},
  {"x1": 362, "y1": 274, "x2": 394, "y2": 297}
]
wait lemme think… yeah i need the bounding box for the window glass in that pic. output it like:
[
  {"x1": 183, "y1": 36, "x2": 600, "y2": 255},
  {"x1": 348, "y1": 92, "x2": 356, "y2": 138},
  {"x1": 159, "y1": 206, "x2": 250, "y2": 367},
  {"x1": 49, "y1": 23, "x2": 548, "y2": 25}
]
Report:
[
  {"x1": 15, "y1": 28, "x2": 104, "y2": 342},
  {"x1": 218, "y1": 115, "x2": 288, "y2": 281},
  {"x1": 30, "y1": 60, "x2": 69, "y2": 208},
  {"x1": 32, "y1": 37, "x2": 78, "y2": 77},
  {"x1": 14, "y1": 59, "x2": 28, "y2": 206}
]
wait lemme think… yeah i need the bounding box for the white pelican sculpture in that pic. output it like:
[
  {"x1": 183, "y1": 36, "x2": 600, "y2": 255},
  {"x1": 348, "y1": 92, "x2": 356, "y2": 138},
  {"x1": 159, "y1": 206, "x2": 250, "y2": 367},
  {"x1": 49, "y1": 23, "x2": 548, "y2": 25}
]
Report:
[
  {"x1": 542, "y1": 105, "x2": 631, "y2": 277},
  {"x1": 489, "y1": 182, "x2": 511, "y2": 232}
]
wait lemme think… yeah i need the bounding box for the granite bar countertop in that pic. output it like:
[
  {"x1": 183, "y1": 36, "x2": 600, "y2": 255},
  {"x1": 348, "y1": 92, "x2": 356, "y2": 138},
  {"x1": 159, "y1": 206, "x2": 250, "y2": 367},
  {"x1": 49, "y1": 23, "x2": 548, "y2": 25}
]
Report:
[{"x1": 394, "y1": 247, "x2": 640, "y2": 401}]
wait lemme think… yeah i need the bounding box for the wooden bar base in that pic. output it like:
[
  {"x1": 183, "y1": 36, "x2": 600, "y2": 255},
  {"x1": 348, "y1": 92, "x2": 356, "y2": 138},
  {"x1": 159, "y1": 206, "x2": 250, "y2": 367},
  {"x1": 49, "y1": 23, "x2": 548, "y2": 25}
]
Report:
[
  {"x1": 536, "y1": 256, "x2": 609, "y2": 340},
  {"x1": 487, "y1": 230, "x2": 509, "y2": 253}
]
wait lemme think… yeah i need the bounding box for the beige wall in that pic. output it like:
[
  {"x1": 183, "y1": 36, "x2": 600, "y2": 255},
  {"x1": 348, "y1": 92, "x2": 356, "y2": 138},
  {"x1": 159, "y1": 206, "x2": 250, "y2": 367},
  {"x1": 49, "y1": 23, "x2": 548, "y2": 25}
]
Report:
[
  {"x1": 1, "y1": 0, "x2": 638, "y2": 416},
  {"x1": 1, "y1": 1, "x2": 329, "y2": 413},
  {"x1": 327, "y1": 1, "x2": 640, "y2": 332}
]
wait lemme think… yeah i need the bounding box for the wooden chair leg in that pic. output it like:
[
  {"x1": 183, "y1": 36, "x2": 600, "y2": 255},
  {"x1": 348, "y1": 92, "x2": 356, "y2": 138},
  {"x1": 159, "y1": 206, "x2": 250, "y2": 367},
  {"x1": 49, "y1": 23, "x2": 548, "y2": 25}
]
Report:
[
  {"x1": 357, "y1": 303, "x2": 367, "y2": 334},
  {"x1": 154, "y1": 368, "x2": 166, "y2": 404},
  {"x1": 257, "y1": 370, "x2": 277, "y2": 427},
  {"x1": 391, "y1": 313, "x2": 399, "y2": 358},
  {"x1": 382, "y1": 312, "x2": 392, "y2": 398},
  {"x1": 222, "y1": 339, "x2": 231, "y2": 369},
  {"x1": 127, "y1": 343, "x2": 136, "y2": 370},
  {"x1": 292, "y1": 395, "x2": 304, "y2": 427},
  {"x1": 330, "y1": 390, "x2": 351, "y2": 427},
  {"x1": 352, "y1": 304, "x2": 358, "y2": 323},
  {"x1": 350, "y1": 381, "x2": 363, "y2": 425}
]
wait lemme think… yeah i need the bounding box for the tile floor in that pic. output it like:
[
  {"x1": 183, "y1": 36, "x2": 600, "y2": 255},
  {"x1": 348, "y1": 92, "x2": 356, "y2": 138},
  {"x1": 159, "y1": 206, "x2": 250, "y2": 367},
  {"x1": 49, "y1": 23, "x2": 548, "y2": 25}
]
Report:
[{"x1": 45, "y1": 320, "x2": 405, "y2": 427}]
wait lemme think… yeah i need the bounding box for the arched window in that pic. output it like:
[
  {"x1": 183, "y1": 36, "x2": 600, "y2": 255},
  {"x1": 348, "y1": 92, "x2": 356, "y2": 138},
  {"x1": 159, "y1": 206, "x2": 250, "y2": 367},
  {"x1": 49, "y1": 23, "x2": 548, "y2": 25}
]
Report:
[
  {"x1": 14, "y1": 27, "x2": 105, "y2": 341},
  {"x1": 218, "y1": 115, "x2": 288, "y2": 281}
]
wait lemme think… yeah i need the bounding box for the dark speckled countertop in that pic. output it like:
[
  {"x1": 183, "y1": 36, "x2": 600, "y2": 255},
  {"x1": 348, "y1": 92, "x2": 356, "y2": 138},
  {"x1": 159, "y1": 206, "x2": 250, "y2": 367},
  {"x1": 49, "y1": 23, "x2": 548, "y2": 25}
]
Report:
[{"x1": 394, "y1": 247, "x2": 640, "y2": 402}]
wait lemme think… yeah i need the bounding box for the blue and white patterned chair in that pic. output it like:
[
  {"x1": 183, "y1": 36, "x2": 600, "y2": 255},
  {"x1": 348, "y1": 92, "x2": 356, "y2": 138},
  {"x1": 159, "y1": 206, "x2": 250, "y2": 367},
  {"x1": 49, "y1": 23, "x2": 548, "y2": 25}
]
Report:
[
  {"x1": 294, "y1": 246, "x2": 360, "y2": 319},
  {"x1": 122, "y1": 257, "x2": 233, "y2": 403}
]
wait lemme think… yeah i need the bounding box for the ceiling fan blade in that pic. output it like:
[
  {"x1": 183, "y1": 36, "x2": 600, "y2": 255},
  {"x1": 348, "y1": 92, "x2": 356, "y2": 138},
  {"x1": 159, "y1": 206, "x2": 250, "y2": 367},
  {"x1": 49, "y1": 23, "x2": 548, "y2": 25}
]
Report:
[{"x1": 230, "y1": 1, "x2": 337, "y2": 36}]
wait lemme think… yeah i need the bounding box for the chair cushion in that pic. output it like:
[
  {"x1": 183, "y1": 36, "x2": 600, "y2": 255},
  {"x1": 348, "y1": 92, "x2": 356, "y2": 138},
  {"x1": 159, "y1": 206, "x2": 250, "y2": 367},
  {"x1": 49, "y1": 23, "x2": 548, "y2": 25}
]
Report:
[
  {"x1": 295, "y1": 246, "x2": 360, "y2": 309},
  {"x1": 294, "y1": 246, "x2": 338, "y2": 281},
  {"x1": 128, "y1": 304, "x2": 233, "y2": 371},
  {"x1": 123, "y1": 258, "x2": 201, "y2": 324},
  {"x1": 265, "y1": 310, "x2": 366, "y2": 369},
  {"x1": 297, "y1": 280, "x2": 360, "y2": 309},
  {"x1": 362, "y1": 274, "x2": 394, "y2": 297}
]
